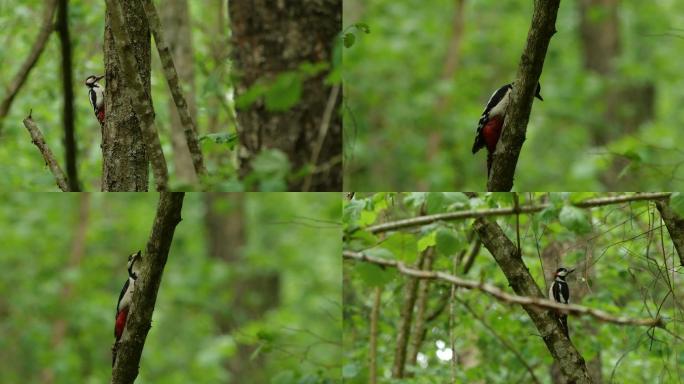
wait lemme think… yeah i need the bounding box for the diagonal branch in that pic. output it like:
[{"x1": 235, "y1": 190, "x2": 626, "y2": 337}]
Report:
[
  {"x1": 106, "y1": 0, "x2": 169, "y2": 191},
  {"x1": 343, "y1": 250, "x2": 663, "y2": 328},
  {"x1": 362, "y1": 192, "x2": 671, "y2": 234},
  {"x1": 22, "y1": 113, "x2": 70, "y2": 192},
  {"x1": 0, "y1": 0, "x2": 58, "y2": 133},
  {"x1": 655, "y1": 199, "x2": 684, "y2": 266},
  {"x1": 487, "y1": 0, "x2": 561, "y2": 191},
  {"x1": 471, "y1": 217, "x2": 591, "y2": 382},
  {"x1": 140, "y1": 0, "x2": 207, "y2": 181},
  {"x1": 111, "y1": 192, "x2": 185, "y2": 384}
]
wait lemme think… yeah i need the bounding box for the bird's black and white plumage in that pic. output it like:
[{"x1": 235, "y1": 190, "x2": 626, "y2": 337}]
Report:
[
  {"x1": 85, "y1": 75, "x2": 105, "y2": 127},
  {"x1": 113, "y1": 251, "x2": 141, "y2": 367},
  {"x1": 472, "y1": 82, "x2": 543, "y2": 175},
  {"x1": 549, "y1": 267, "x2": 573, "y2": 338}
]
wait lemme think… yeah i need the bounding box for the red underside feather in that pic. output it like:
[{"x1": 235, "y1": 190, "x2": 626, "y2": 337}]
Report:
[
  {"x1": 97, "y1": 108, "x2": 105, "y2": 126},
  {"x1": 482, "y1": 116, "x2": 504, "y2": 153},
  {"x1": 115, "y1": 308, "x2": 128, "y2": 341}
]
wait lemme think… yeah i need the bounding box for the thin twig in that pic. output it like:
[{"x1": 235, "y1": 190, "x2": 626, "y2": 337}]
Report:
[
  {"x1": 364, "y1": 193, "x2": 672, "y2": 234},
  {"x1": 22, "y1": 113, "x2": 70, "y2": 191},
  {"x1": 343, "y1": 250, "x2": 664, "y2": 328},
  {"x1": 0, "y1": 0, "x2": 58, "y2": 133},
  {"x1": 303, "y1": 84, "x2": 340, "y2": 191},
  {"x1": 140, "y1": 0, "x2": 207, "y2": 181}
]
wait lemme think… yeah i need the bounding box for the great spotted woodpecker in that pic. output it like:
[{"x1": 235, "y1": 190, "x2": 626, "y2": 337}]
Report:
[
  {"x1": 113, "y1": 250, "x2": 141, "y2": 367},
  {"x1": 471, "y1": 82, "x2": 543, "y2": 175},
  {"x1": 549, "y1": 267, "x2": 573, "y2": 338},
  {"x1": 85, "y1": 75, "x2": 105, "y2": 127}
]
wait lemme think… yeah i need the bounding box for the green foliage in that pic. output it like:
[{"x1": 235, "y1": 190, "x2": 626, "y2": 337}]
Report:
[
  {"x1": 344, "y1": 193, "x2": 683, "y2": 383},
  {"x1": 0, "y1": 193, "x2": 341, "y2": 383},
  {"x1": 343, "y1": 0, "x2": 684, "y2": 190}
]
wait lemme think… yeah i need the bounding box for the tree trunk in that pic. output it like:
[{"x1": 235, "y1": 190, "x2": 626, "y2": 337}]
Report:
[
  {"x1": 228, "y1": 0, "x2": 342, "y2": 191},
  {"x1": 57, "y1": 0, "x2": 79, "y2": 191},
  {"x1": 103, "y1": 1, "x2": 151, "y2": 191},
  {"x1": 160, "y1": 0, "x2": 198, "y2": 186},
  {"x1": 203, "y1": 193, "x2": 280, "y2": 381}
]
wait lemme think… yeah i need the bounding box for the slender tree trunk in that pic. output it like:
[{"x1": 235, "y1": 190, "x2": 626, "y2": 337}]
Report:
[
  {"x1": 103, "y1": 1, "x2": 151, "y2": 191},
  {"x1": 203, "y1": 193, "x2": 280, "y2": 380},
  {"x1": 57, "y1": 0, "x2": 79, "y2": 191},
  {"x1": 160, "y1": 0, "x2": 198, "y2": 186},
  {"x1": 228, "y1": 0, "x2": 342, "y2": 191}
]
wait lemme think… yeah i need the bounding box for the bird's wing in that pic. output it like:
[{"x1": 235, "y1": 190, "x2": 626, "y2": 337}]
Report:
[
  {"x1": 472, "y1": 84, "x2": 512, "y2": 154},
  {"x1": 116, "y1": 278, "x2": 130, "y2": 314}
]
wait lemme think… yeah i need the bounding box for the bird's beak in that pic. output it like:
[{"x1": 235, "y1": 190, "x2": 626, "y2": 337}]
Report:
[
  {"x1": 96, "y1": 75, "x2": 105, "y2": 82},
  {"x1": 568, "y1": 268, "x2": 575, "y2": 274},
  {"x1": 536, "y1": 94, "x2": 544, "y2": 101},
  {"x1": 134, "y1": 250, "x2": 141, "y2": 261}
]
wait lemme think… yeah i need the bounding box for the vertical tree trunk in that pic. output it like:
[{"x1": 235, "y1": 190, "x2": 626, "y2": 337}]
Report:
[
  {"x1": 103, "y1": 1, "x2": 151, "y2": 191},
  {"x1": 203, "y1": 193, "x2": 280, "y2": 380},
  {"x1": 228, "y1": 0, "x2": 342, "y2": 191},
  {"x1": 160, "y1": 0, "x2": 198, "y2": 186},
  {"x1": 57, "y1": 0, "x2": 79, "y2": 191}
]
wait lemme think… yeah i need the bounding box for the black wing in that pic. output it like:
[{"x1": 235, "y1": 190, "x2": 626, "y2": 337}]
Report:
[
  {"x1": 116, "y1": 278, "x2": 129, "y2": 315},
  {"x1": 88, "y1": 88, "x2": 97, "y2": 112},
  {"x1": 472, "y1": 84, "x2": 512, "y2": 154},
  {"x1": 559, "y1": 281, "x2": 569, "y2": 304}
]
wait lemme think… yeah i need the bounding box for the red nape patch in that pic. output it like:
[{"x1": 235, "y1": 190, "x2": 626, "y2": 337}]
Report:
[
  {"x1": 115, "y1": 308, "x2": 128, "y2": 341},
  {"x1": 482, "y1": 116, "x2": 504, "y2": 152}
]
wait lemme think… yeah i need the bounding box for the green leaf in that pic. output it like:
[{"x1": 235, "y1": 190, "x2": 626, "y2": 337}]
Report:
[
  {"x1": 354, "y1": 22, "x2": 371, "y2": 33},
  {"x1": 343, "y1": 363, "x2": 360, "y2": 378},
  {"x1": 426, "y1": 192, "x2": 446, "y2": 214},
  {"x1": 559, "y1": 206, "x2": 591, "y2": 234},
  {"x1": 669, "y1": 192, "x2": 684, "y2": 217},
  {"x1": 355, "y1": 262, "x2": 395, "y2": 287},
  {"x1": 442, "y1": 192, "x2": 470, "y2": 210},
  {"x1": 417, "y1": 231, "x2": 436, "y2": 251},
  {"x1": 436, "y1": 228, "x2": 461, "y2": 256},
  {"x1": 343, "y1": 32, "x2": 356, "y2": 48},
  {"x1": 264, "y1": 72, "x2": 302, "y2": 111},
  {"x1": 251, "y1": 149, "x2": 291, "y2": 191},
  {"x1": 383, "y1": 232, "x2": 418, "y2": 262}
]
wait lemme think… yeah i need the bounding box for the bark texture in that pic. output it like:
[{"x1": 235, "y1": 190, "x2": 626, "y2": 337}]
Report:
[
  {"x1": 103, "y1": 0, "x2": 151, "y2": 191},
  {"x1": 472, "y1": 217, "x2": 592, "y2": 383},
  {"x1": 57, "y1": 0, "x2": 79, "y2": 191},
  {"x1": 111, "y1": 192, "x2": 184, "y2": 384},
  {"x1": 655, "y1": 200, "x2": 684, "y2": 266},
  {"x1": 228, "y1": 0, "x2": 342, "y2": 191},
  {"x1": 160, "y1": 0, "x2": 199, "y2": 186},
  {"x1": 487, "y1": 0, "x2": 560, "y2": 191}
]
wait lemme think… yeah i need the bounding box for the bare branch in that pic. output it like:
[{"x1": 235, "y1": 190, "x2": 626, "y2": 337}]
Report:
[
  {"x1": 303, "y1": 84, "x2": 341, "y2": 191},
  {"x1": 0, "y1": 0, "x2": 58, "y2": 133},
  {"x1": 487, "y1": 0, "x2": 561, "y2": 191},
  {"x1": 22, "y1": 114, "x2": 70, "y2": 192},
  {"x1": 140, "y1": 0, "x2": 207, "y2": 181},
  {"x1": 343, "y1": 250, "x2": 663, "y2": 328},
  {"x1": 364, "y1": 192, "x2": 671, "y2": 234},
  {"x1": 111, "y1": 192, "x2": 184, "y2": 384}
]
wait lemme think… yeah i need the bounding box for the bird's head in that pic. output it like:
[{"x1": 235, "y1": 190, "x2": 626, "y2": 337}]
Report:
[
  {"x1": 535, "y1": 82, "x2": 543, "y2": 101},
  {"x1": 85, "y1": 75, "x2": 104, "y2": 87},
  {"x1": 127, "y1": 250, "x2": 142, "y2": 277},
  {"x1": 555, "y1": 267, "x2": 574, "y2": 278}
]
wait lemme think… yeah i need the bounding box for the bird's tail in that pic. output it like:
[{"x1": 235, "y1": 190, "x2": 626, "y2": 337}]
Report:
[{"x1": 487, "y1": 151, "x2": 493, "y2": 177}]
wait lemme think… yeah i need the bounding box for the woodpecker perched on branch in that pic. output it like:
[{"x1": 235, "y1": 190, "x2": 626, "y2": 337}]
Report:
[
  {"x1": 549, "y1": 267, "x2": 574, "y2": 338},
  {"x1": 472, "y1": 82, "x2": 543, "y2": 175},
  {"x1": 84, "y1": 75, "x2": 105, "y2": 127},
  {"x1": 113, "y1": 250, "x2": 141, "y2": 367}
]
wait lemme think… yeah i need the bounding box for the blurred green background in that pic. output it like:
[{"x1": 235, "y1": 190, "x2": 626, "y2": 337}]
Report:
[
  {"x1": 0, "y1": 192, "x2": 341, "y2": 383},
  {"x1": 343, "y1": 0, "x2": 684, "y2": 191}
]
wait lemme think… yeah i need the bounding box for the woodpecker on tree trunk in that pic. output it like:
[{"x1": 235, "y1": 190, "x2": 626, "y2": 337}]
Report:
[
  {"x1": 84, "y1": 75, "x2": 105, "y2": 127},
  {"x1": 549, "y1": 267, "x2": 574, "y2": 339},
  {"x1": 113, "y1": 250, "x2": 141, "y2": 367},
  {"x1": 472, "y1": 82, "x2": 543, "y2": 175}
]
